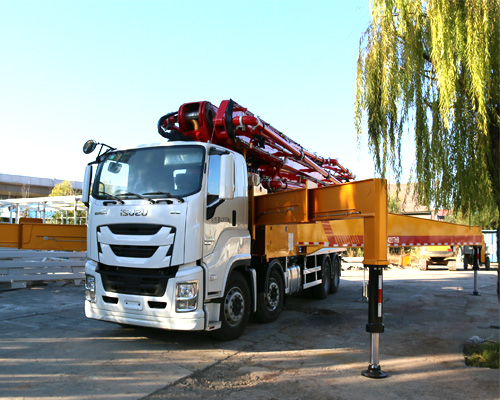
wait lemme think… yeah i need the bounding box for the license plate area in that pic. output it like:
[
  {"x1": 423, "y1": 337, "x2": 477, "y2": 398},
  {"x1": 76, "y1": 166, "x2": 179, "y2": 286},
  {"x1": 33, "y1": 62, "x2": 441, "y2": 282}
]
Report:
[{"x1": 123, "y1": 299, "x2": 142, "y2": 311}]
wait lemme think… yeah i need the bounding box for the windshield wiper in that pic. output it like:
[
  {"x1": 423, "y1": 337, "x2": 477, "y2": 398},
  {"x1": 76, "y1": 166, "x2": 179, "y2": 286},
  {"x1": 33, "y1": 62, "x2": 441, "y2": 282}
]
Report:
[
  {"x1": 99, "y1": 191, "x2": 125, "y2": 204},
  {"x1": 142, "y1": 191, "x2": 185, "y2": 203},
  {"x1": 116, "y1": 192, "x2": 156, "y2": 204}
]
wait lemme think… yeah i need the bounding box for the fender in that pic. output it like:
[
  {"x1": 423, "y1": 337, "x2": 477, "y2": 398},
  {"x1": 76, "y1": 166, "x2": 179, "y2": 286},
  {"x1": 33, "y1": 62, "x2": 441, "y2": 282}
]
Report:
[
  {"x1": 256, "y1": 258, "x2": 286, "y2": 294},
  {"x1": 216, "y1": 258, "x2": 256, "y2": 313}
]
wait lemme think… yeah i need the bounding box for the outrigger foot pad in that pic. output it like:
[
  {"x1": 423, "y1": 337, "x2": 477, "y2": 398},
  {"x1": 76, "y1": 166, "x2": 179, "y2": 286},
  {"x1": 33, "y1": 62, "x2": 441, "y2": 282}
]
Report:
[{"x1": 361, "y1": 365, "x2": 389, "y2": 379}]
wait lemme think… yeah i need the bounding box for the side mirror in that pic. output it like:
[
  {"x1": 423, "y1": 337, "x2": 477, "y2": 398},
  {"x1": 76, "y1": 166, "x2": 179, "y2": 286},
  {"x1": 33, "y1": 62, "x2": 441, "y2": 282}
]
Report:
[
  {"x1": 82, "y1": 165, "x2": 92, "y2": 207},
  {"x1": 83, "y1": 140, "x2": 98, "y2": 154},
  {"x1": 219, "y1": 154, "x2": 234, "y2": 200}
]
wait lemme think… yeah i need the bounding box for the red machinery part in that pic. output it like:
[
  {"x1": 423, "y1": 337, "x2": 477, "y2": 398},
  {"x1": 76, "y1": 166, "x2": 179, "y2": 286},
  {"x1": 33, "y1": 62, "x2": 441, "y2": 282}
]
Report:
[{"x1": 158, "y1": 99, "x2": 355, "y2": 191}]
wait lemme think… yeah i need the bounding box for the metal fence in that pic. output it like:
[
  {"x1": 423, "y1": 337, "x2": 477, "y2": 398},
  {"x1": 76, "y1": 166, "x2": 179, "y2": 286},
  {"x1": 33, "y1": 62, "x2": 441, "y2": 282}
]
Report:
[{"x1": 0, "y1": 249, "x2": 85, "y2": 290}]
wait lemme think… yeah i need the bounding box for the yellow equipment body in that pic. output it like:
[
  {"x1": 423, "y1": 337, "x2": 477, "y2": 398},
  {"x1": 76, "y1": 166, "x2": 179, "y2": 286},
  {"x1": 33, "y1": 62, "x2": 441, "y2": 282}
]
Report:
[{"x1": 0, "y1": 179, "x2": 483, "y2": 261}]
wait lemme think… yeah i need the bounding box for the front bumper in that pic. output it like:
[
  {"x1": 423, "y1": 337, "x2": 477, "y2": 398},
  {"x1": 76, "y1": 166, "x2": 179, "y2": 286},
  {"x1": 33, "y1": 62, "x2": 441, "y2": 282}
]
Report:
[{"x1": 84, "y1": 260, "x2": 206, "y2": 331}]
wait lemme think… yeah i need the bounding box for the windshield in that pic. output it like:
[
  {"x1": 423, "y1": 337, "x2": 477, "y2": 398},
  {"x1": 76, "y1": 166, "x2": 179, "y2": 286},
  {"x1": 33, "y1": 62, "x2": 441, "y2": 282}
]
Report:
[{"x1": 92, "y1": 145, "x2": 205, "y2": 200}]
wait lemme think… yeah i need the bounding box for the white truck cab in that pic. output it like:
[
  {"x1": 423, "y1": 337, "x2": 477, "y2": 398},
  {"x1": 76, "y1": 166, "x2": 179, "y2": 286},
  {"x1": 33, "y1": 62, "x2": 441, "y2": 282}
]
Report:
[{"x1": 83, "y1": 141, "x2": 253, "y2": 338}]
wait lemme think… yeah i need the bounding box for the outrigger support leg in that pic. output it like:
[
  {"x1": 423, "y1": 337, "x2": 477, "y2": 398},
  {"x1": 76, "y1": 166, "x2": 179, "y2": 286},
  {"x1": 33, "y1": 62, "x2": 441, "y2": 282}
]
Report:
[
  {"x1": 362, "y1": 265, "x2": 389, "y2": 379},
  {"x1": 472, "y1": 246, "x2": 480, "y2": 296}
]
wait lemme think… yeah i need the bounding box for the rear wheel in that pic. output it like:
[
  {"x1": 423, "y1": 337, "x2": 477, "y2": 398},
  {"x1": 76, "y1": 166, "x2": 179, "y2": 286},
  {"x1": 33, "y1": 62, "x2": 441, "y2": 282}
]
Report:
[
  {"x1": 418, "y1": 259, "x2": 428, "y2": 271},
  {"x1": 255, "y1": 261, "x2": 284, "y2": 323},
  {"x1": 485, "y1": 256, "x2": 490, "y2": 270},
  {"x1": 463, "y1": 254, "x2": 470, "y2": 270},
  {"x1": 456, "y1": 247, "x2": 464, "y2": 268},
  {"x1": 329, "y1": 254, "x2": 341, "y2": 294},
  {"x1": 312, "y1": 256, "x2": 331, "y2": 300},
  {"x1": 212, "y1": 271, "x2": 250, "y2": 341}
]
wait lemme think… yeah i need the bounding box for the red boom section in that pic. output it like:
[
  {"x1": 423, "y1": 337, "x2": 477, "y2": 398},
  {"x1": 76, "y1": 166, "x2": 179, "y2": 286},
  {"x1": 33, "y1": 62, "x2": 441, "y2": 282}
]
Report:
[{"x1": 158, "y1": 99, "x2": 355, "y2": 191}]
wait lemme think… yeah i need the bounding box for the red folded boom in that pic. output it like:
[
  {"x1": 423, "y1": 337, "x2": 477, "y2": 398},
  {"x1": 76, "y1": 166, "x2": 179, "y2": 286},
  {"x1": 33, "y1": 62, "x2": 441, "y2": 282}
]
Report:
[{"x1": 158, "y1": 99, "x2": 355, "y2": 191}]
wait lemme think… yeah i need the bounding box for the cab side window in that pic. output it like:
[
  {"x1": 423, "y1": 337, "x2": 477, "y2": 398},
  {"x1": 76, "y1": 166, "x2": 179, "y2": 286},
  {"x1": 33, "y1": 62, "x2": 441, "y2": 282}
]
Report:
[{"x1": 207, "y1": 154, "x2": 220, "y2": 204}]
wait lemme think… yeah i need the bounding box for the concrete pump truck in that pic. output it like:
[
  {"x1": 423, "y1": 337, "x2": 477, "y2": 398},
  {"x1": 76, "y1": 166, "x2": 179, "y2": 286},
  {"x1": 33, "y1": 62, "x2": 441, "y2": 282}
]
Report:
[{"x1": 81, "y1": 99, "x2": 355, "y2": 340}]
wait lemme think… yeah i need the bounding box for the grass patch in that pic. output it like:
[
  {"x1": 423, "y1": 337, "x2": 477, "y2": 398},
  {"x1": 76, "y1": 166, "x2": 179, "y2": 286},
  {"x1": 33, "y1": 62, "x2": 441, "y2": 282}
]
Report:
[{"x1": 464, "y1": 341, "x2": 500, "y2": 369}]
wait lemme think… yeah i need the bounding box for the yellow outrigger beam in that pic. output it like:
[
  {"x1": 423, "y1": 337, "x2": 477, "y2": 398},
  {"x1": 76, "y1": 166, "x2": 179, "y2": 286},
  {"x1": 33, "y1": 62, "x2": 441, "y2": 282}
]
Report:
[
  {"x1": 254, "y1": 178, "x2": 483, "y2": 263},
  {"x1": 0, "y1": 179, "x2": 483, "y2": 258}
]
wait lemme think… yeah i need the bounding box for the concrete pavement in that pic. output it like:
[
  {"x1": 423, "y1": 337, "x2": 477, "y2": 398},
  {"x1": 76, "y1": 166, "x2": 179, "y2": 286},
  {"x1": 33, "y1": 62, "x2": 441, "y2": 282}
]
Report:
[{"x1": 0, "y1": 267, "x2": 498, "y2": 399}]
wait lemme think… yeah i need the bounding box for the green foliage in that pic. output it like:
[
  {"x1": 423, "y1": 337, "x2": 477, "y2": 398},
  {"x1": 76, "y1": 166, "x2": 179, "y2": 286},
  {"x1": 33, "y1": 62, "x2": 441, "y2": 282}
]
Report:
[
  {"x1": 445, "y1": 205, "x2": 499, "y2": 230},
  {"x1": 50, "y1": 181, "x2": 81, "y2": 197},
  {"x1": 344, "y1": 247, "x2": 364, "y2": 257},
  {"x1": 355, "y1": 0, "x2": 500, "y2": 216},
  {"x1": 388, "y1": 192, "x2": 402, "y2": 214},
  {"x1": 49, "y1": 181, "x2": 84, "y2": 224},
  {"x1": 464, "y1": 341, "x2": 500, "y2": 369}
]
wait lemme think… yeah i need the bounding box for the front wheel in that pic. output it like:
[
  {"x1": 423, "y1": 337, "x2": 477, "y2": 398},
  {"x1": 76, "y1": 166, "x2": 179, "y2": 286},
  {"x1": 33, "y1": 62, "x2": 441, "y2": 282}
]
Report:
[
  {"x1": 329, "y1": 254, "x2": 341, "y2": 294},
  {"x1": 485, "y1": 256, "x2": 490, "y2": 270},
  {"x1": 212, "y1": 271, "x2": 251, "y2": 341}
]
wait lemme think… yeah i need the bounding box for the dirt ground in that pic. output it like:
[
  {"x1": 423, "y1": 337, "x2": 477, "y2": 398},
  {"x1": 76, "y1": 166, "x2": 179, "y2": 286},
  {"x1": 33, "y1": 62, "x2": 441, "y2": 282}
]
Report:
[
  {"x1": 143, "y1": 266, "x2": 500, "y2": 400},
  {"x1": 1, "y1": 266, "x2": 498, "y2": 400}
]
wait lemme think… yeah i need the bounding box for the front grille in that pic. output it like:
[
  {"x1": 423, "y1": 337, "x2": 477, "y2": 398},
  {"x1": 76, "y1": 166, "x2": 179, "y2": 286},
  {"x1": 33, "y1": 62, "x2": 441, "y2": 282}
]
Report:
[
  {"x1": 107, "y1": 224, "x2": 164, "y2": 236},
  {"x1": 110, "y1": 245, "x2": 158, "y2": 258},
  {"x1": 98, "y1": 263, "x2": 178, "y2": 296}
]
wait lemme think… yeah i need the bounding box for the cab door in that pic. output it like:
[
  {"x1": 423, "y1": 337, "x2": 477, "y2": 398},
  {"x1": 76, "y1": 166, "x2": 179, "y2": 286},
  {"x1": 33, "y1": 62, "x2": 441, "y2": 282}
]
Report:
[{"x1": 203, "y1": 151, "x2": 234, "y2": 258}]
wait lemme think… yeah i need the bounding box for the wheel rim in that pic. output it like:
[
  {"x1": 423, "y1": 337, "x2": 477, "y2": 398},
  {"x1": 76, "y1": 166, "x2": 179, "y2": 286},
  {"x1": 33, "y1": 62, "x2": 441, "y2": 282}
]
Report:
[
  {"x1": 224, "y1": 287, "x2": 245, "y2": 327},
  {"x1": 265, "y1": 278, "x2": 280, "y2": 311}
]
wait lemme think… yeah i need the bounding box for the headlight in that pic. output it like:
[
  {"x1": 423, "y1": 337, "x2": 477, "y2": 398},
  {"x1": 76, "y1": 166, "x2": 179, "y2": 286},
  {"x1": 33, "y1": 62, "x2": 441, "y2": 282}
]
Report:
[
  {"x1": 85, "y1": 274, "x2": 96, "y2": 303},
  {"x1": 176, "y1": 281, "x2": 199, "y2": 312}
]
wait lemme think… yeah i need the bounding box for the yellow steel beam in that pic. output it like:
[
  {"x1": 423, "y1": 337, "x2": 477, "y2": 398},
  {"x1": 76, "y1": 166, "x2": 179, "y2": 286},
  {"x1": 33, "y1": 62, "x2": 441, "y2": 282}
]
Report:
[
  {"x1": 254, "y1": 178, "x2": 483, "y2": 264},
  {"x1": 256, "y1": 179, "x2": 389, "y2": 266},
  {"x1": 254, "y1": 188, "x2": 308, "y2": 225},
  {"x1": 0, "y1": 224, "x2": 21, "y2": 248},
  {"x1": 313, "y1": 216, "x2": 482, "y2": 247},
  {"x1": 386, "y1": 214, "x2": 482, "y2": 246},
  {"x1": 0, "y1": 223, "x2": 86, "y2": 252},
  {"x1": 309, "y1": 179, "x2": 388, "y2": 266}
]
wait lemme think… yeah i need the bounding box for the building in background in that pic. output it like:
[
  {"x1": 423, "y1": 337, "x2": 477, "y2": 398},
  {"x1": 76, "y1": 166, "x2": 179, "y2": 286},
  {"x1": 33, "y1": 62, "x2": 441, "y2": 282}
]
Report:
[{"x1": 0, "y1": 173, "x2": 82, "y2": 199}]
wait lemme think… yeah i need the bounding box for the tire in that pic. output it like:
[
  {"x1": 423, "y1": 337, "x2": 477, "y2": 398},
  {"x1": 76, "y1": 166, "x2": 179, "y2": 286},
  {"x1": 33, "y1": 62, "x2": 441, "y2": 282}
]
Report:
[
  {"x1": 254, "y1": 261, "x2": 284, "y2": 323},
  {"x1": 463, "y1": 254, "x2": 469, "y2": 270},
  {"x1": 485, "y1": 256, "x2": 490, "y2": 270},
  {"x1": 456, "y1": 247, "x2": 464, "y2": 268},
  {"x1": 418, "y1": 259, "x2": 428, "y2": 271},
  {"x1": 312, "y1": 256, "x2": 331, "y2": 300},
  {"x1": 212, "y1": 271, "x2": 251, "y2": 341},
  {"x1": 329, "y1": 254, "x2": 341, "y2": 294}
]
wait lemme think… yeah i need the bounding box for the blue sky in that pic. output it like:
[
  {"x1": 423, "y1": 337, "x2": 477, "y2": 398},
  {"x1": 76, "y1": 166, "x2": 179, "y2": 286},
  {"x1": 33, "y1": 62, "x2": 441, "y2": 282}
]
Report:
[{"x1": 0, "y1": 0, "x2": 412, "y2": 183}]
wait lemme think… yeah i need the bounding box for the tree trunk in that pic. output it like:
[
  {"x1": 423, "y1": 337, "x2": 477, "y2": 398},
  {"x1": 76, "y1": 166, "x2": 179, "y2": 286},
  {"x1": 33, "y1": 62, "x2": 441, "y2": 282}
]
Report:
[
  {"x1": 486, "y1": 104, "x2": 500, "y2": 300},
  {"x1": 491, "y1": 115, "x2": 500, "y2": 300},
  {"x1": 496, "y1": 187, "x2": 499, "y2": 301},
  {"x1": 494, "y1": 143, "x2": 499, "y2": 301}
]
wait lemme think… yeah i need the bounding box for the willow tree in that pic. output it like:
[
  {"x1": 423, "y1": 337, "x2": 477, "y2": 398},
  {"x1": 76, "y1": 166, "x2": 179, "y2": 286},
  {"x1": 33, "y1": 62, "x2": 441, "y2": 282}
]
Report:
[{"x1": 355, "y1": 0, "x2": 499, "y2": 294}]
